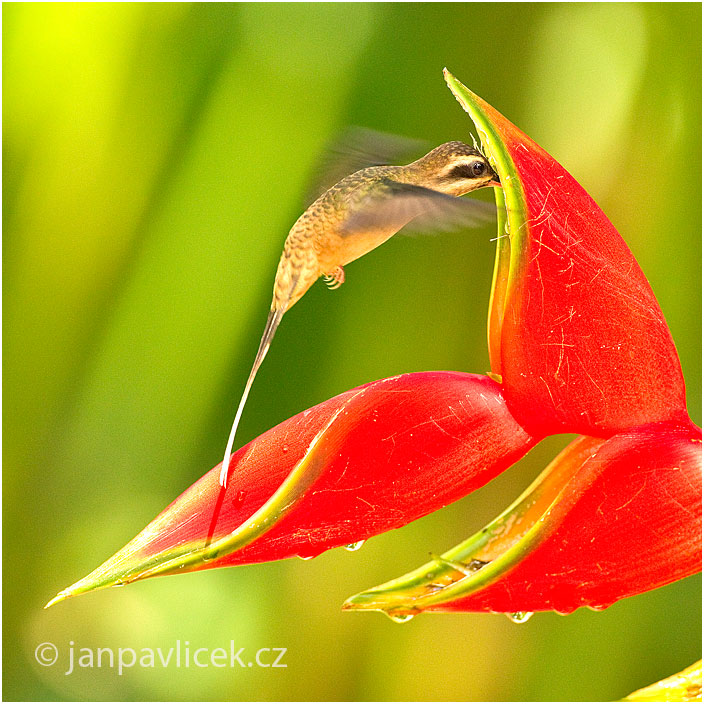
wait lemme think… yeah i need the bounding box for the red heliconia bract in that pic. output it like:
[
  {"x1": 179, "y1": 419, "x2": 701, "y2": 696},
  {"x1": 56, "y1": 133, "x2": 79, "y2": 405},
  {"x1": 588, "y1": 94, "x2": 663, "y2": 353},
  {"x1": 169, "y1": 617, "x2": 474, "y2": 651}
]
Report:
[
  {"x1": 476, "y1": 93, "x2": 688, "y2": 437},
  {"x1": 136, "y1": 373, "x2": 535, "y2": 567},
  {"x1": 46, "y1": 72, "x2": 701, "y2": 617},
  {"x1": 47, "y1": 372, "x2": 537, "y2": 603}
]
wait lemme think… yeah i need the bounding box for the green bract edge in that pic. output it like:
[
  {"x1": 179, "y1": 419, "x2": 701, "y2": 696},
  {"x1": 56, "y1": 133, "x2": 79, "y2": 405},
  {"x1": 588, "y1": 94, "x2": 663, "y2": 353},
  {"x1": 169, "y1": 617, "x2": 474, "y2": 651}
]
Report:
[{"x1": 443, "y1": 70, "x2": 528, "y2": 373}]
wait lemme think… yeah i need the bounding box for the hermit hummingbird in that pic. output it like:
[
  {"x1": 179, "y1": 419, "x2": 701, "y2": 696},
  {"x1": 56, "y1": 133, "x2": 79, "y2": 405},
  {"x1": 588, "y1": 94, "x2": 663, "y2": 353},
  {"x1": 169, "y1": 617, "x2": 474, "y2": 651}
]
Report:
[{"x1": 219, "y1": 135, "x2": 501, "y2": 486}]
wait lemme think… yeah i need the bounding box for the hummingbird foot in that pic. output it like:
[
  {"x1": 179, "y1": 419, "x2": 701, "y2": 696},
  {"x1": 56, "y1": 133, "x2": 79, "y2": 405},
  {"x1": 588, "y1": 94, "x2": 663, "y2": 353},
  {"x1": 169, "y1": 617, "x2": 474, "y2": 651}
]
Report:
[{"x1": 323, "y1": 266, "x2": 345, "y2": 290}]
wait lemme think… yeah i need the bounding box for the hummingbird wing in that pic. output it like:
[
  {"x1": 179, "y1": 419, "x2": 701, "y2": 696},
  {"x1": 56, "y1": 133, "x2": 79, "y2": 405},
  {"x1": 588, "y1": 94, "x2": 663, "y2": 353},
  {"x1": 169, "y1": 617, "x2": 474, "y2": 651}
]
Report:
[
  {"x1": 304, "y1": 128, "x2": 428, "y2": 206},
  {"x1": 340, "y1": 179, "x2": 496, "y2": 236}
]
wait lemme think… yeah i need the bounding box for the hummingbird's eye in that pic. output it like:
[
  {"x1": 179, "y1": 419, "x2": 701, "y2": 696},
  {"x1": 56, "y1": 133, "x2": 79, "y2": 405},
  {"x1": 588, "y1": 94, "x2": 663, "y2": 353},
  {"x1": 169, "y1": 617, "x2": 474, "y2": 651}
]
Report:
[{"x1": 447, "y1": 160, "x2": 490, "y2": 180}]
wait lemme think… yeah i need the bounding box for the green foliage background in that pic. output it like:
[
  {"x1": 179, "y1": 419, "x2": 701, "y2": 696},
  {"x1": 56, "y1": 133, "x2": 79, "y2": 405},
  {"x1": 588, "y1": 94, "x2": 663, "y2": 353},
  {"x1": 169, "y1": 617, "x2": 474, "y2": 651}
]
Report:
[{"x1": 3, "y1": 3, "x2": 701, "y2": 700}]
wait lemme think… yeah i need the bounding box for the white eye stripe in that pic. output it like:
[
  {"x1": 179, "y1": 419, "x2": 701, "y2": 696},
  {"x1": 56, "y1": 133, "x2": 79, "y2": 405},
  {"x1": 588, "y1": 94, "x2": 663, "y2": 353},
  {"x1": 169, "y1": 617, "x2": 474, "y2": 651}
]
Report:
[{"x1": 452, "y1": 157, "x2": 484, "y2": 167}]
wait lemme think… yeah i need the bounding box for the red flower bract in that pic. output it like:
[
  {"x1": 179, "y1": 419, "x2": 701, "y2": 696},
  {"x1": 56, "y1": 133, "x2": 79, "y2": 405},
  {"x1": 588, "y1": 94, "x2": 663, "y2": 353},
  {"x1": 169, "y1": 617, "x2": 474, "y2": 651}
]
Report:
[
  {"x1": 48, "y1": 373, "x2": 536, "y2": 603},
  {"x1": 46, "y1": 72, "x2": 701, "y2": 616},
  {"x1": 483, "y1": 96, "x2": 688, "y2": 437}
]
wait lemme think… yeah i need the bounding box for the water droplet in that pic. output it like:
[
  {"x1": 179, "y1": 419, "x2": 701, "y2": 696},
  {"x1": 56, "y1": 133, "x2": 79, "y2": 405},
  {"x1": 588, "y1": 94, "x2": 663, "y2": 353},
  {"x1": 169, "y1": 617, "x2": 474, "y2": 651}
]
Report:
[
  {"x1": 282, "y1": 445, "x2": 289, "y2": 453},
  {"x1": 298, "y1": 555, "x2": 314, "y2": 561},
  {"x1": 344, "y1": 540, "x2": 365, "y2": 552},
  {"x1": 506, "y1": 611, "x2": 534, "y2": 624},
  {"x1": 231, "y1": 490, "x2": 247, "y2": 508},
  {"x1": 384, "y1": 610, "x2": 417, "y2": 624}
]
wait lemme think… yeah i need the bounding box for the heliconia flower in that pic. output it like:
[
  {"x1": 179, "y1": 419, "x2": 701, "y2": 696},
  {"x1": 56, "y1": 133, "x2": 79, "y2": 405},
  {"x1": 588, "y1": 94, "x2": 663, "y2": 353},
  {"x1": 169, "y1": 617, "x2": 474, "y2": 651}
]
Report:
[{"x1": 46, "y1": 71, "x2": 701, "y2": 618}]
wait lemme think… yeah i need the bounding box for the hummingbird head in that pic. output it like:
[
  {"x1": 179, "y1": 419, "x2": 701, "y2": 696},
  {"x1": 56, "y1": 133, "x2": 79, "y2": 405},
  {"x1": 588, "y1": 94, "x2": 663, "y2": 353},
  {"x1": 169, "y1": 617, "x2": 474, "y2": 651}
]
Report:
[{"x1": 414, "y1": 141, "x2": 501, "y2": 196}]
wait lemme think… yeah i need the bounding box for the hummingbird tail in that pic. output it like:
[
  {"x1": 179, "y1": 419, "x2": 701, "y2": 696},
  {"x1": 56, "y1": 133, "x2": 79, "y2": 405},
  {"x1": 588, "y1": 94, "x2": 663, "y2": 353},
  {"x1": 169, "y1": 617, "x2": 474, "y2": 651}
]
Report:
[{"x1": 219, "y1": 307, "x2": 285, "y2": 487}]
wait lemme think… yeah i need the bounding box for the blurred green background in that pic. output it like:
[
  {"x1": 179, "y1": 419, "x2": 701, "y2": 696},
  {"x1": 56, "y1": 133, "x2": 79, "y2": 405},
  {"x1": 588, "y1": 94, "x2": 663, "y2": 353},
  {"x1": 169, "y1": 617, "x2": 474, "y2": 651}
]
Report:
[{"x1": 3, "y1": 3, "x2": 701, "y2": 701}]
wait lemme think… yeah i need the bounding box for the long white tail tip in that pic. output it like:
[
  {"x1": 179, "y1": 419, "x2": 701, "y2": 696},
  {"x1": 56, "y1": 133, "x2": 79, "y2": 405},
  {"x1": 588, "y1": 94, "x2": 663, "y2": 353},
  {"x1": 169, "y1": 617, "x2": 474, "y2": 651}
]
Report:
[
  {"x1": 219, "y1": 462, "x2": 229, "y2": 488},
  {"x1": 218, "y1": 307, "x2": 283, "y2": 492}
]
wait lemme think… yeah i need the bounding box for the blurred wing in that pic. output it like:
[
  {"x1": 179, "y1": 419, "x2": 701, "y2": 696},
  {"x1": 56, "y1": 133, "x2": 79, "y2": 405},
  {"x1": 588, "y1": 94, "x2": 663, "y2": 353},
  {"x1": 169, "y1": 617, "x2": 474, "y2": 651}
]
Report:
[
  {"x1": 304, "y1": 127, "x2": 428, "y2": 206},
  {"x1": 341, "y1": 180, "x2": 496, "y2": 236}
]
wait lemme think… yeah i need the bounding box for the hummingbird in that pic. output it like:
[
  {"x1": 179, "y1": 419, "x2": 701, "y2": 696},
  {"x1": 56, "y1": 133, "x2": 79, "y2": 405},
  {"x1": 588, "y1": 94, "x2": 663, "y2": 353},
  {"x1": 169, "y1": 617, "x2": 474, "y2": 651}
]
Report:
[{"x1": 219, "y1": 136, "x2": 501, "y2": 486}]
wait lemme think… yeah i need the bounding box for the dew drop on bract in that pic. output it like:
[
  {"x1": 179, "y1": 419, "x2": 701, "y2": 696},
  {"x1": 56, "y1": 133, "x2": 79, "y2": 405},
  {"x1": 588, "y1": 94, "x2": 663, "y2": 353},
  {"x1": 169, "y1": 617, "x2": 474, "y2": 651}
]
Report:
[
  {"x1": 344, "y1": 540, "x2": 365, "y2": 552},
  {"x1": 282, "y1": 445, "x2": 289, "y2": 453},
  {"x1": 506, "y1": 611, "x2": 534, "y2": 624},
  {"x1": 384, "y1": 610, "x2": 416, "y2": 624}
]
